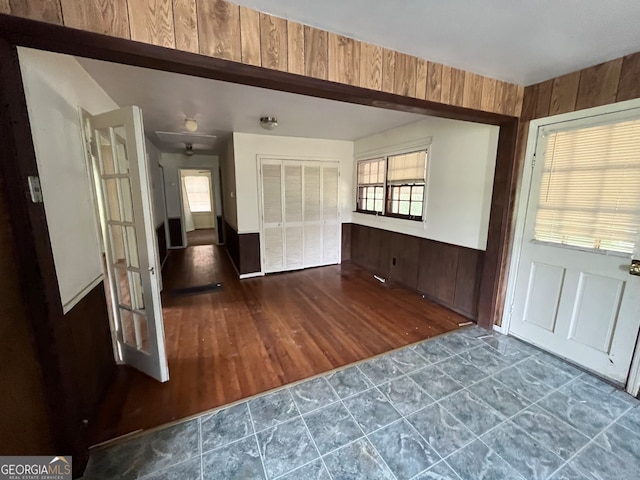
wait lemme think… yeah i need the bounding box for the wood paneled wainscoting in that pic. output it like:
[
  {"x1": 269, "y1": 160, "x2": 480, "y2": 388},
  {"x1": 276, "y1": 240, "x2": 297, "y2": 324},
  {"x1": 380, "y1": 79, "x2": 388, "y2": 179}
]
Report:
[
  {"x1": 223, "y1": 219, "x2": 261, "y2": 275},
  {"x1": 348, "y1": 223, "x2": 483, "y2": 320}
]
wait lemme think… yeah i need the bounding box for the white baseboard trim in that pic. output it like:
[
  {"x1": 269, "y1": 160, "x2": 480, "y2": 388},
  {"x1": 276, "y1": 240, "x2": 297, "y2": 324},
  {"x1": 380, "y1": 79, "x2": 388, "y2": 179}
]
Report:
[{"x1": 240, "y1": 271, "x2": 265, "y2": 279}]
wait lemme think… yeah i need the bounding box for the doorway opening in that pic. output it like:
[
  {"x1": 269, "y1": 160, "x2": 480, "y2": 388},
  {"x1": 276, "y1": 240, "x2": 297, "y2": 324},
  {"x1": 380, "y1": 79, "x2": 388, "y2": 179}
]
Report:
[{"x1": 180, "y1": 169, "x2": 217, "y2": 247}]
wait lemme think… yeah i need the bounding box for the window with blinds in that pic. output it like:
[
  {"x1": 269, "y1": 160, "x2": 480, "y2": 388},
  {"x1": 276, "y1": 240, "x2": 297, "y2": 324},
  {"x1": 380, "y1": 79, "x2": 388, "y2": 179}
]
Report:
[
  {"x1": 356, "y1": 149, "x2": 428, "y2": 220},
  {"x1": 534, "y1": 118, "x2": 640, "y2": 254},
  {"x1": 183, "y1": 176, "x2": 212, "y2": 213},
  {"x1": 356, "y1": 158, "x2": 385, "y2": 214}
]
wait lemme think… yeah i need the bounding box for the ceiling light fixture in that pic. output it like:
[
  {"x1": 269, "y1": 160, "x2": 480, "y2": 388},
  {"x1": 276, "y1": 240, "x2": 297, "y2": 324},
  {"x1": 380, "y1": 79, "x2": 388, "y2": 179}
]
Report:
[
  {"x1": 260, "y1": 116, "x2": 278, "y2": 130},
  {"x1": 184, "y1": 118, "x2": 198, "y2": 132},
  {"x1": 185, "y1": 143, "x2": 194, "y2": 156}
]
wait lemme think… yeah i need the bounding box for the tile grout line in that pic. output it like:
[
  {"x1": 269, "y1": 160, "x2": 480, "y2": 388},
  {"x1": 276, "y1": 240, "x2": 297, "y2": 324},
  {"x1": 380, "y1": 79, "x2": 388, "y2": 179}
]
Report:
[
  {"x1": 285, "y1": 388, "x2": 337, "y2": 480},
  {"x1": 246, "y1": 400, "x2": 271, "y2": 480},
  {"x1": 544, "y1": 400, "x2": 637, "y2": 479},
  {"x1": 353, "y1": 363, "x2": 446, "y2": 479},
  {"x1": 198, "y1": 417, "x2": 203, "y2": 479}
]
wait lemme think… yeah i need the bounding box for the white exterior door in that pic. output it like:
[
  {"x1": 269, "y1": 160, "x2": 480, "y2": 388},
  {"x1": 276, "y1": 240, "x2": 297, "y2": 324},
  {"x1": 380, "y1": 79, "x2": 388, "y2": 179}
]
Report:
[
  {"x1": 260, "y1": 159, "x2": 340, "y2": 273},
  {"x1": 509, "y1": 109, "x2": 640, "y2": 384},
  {"x1": 89, "y1": 106, "x2": 169, "y2": 383}
]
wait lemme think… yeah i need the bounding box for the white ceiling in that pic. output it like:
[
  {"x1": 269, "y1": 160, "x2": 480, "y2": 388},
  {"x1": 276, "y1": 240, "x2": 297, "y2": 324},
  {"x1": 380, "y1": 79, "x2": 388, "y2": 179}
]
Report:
[
  {"x1": 234, "y1": 0, "x2": 640, "y2": 85},
  {"x1": 77, "y1": 57, "x2": 425, "y2": 154}
]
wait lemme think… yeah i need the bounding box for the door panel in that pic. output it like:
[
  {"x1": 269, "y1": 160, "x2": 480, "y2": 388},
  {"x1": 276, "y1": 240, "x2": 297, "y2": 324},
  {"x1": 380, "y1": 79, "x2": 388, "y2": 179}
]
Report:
[
  {"x1": 509, "y1": 112, "x2": 640, "y2": 384},
  {"x1": 89, "y1": 106, "x2": 169, "y2": 382},
  {"x1": 521, "y1": 262, "x2": 564, "y2": 332},
  {"x1": 261, "y1": 162, "x2": 284, "y2": 273}
]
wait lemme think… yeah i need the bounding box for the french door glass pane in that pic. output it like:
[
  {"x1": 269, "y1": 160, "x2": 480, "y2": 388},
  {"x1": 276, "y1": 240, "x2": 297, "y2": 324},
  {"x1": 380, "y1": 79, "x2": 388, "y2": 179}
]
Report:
[
  {"x1": 97, "y1": 129, "x2": 116, "y2": 175},
  {"x1": 113, "y1": 126, "x2": 130, "y2": 174}
]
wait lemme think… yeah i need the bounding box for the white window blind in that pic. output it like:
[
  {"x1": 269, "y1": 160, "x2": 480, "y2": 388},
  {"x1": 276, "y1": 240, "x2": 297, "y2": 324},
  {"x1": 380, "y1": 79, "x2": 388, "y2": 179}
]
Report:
[
  {"x1": 534, "y1": 118, "x2": 640, "y2": 254},
  {"x1": 183, "y1": 176, "x2": 212, "y2": 213},
  {"x1": 387, "y1": 150, "x2": 427, "y2": 183}
]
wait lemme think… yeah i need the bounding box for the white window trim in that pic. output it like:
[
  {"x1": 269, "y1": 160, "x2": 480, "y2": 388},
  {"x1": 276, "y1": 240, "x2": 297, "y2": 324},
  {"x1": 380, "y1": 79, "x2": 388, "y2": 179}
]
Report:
[
  {"x1": 500, "y1": 97, "x2": 640, "y2": 397},
  {"x1": 355, "y1": 142, "x2": 431, "y2": 221}
]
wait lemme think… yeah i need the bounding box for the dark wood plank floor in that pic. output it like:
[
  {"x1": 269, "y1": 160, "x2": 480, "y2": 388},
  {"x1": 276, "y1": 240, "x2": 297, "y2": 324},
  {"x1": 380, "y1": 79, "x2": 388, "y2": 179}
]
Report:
[
  {"x1": 186, "y1": 228, "x2": 216, "y2": 246},
  {"x1": 90, "y1": 244, "x2": 466, "y2": 445}
]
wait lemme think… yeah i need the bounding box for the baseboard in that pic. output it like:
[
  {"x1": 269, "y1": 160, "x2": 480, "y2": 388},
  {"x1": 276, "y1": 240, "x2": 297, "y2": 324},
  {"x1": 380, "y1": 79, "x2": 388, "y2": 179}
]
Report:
[{"x1": 240, "y1": 271, "x2": 265, "y2": 279}]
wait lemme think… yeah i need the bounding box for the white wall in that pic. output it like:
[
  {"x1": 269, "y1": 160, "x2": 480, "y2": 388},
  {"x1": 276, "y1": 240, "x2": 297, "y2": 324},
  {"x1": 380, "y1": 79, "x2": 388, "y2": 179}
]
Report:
[
  {"x1": 232, "y1": 132, "x2": 354, "y2": 234},
  {"x1": 18, "y1": 47, "x2": 119, "y2": 312},
  {"x1": 160, "y1": 153, "x2": 221, "y2": 244},
  {"x1": 354, "y1": 117, "x2": 499, "y2": 250},
  {"x1": 145, "y1": 138, "x2": 166, "y2": 228},
  {"x1": 220, "y1": 136, "x2": 238, "y2": 230}
]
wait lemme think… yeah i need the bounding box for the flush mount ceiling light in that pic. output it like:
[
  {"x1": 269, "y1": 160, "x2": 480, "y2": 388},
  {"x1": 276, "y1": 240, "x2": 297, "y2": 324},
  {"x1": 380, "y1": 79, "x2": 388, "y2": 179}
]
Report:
[
  {"x1": 185, "y1": 143, "x2": 194, "y2": 156},
  {"x1": 184, "y1": 118, "x2": 198, "y2": 132},
  {"x1": 260, "y1": 116, "x2": 278, "y2": 130}
]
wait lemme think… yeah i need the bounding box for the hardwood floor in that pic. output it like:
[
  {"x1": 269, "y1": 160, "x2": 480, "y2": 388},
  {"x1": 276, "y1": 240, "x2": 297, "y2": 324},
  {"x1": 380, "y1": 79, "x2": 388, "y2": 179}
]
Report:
[
  {"x1": 186, "y1": 228, "x2": 217, "y2": 246},
  {"x1": 90, "y1": 244, "x2": 467, "y2": 445}
]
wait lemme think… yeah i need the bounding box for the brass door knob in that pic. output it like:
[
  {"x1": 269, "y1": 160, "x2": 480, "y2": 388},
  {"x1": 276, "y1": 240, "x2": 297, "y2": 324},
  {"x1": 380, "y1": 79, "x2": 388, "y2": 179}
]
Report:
[{"x1": 630, "y1": 259, "x2": 640, "y2": 276}]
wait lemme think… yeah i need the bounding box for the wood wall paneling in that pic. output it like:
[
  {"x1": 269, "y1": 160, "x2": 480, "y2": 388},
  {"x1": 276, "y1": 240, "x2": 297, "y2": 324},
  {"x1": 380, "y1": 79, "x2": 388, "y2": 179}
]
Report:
[
  {"x1": 534, "y1": 79, "x2": 553, "y2": 118},
  {"x1": 60, "y1": 0, "x2": 130, "y2": 38},
  {"x1": 462, "y1": 72, "x2": 483, "y2": 110},
  {"x1": 415, "y1": 59, "x2": 427, "y2": 100},
  {"x1": 168, "y1": 217, "x2": 183, "y2": 246},
  {"x1": 156, "y1": 222, "x2": 167, "y2": 265},
  {"x1": 304, "y1": 26, "x2": 328, "y2": 80},
  {"x1": 65, "y1": 282, "x2": 115, "y2": 425},
  {"x1": 9, "y1": 0, "x2": 62, "y2": 24},
  {"x1": 393, "y1": 53, "x2": 417, "y2": 97},
  {"x1": 576, "y1": 59, "x2": 622, "y2": 110},
  {"x1": 286, "y1": 20, "x2": 304, "y2": 75},
  {"x1": 197, "y1": 0, "x2": 241, "y2": 61},
  {"x1": 389, "y1": 232, "x2": 419, "y2": 289},
  {"x1": 481, "y1": 77, "x2": 497, "y2": 112},
  {"x1": 617, "y1": 52, "x2": 640, "y2": 102},
  {"x1": 223, "y1": 220, "x2": 240, "y2": 271},
  {"x1": 260, "y1": 13, "x2": 287, "y2": 71},
  {"x1": 128, "y1": 0, "x2": 175, "y2": 48},
  {"x1": 496, "y1": 81, "x2": 520, "y2": 117},
  {"x1": 239, "y1": 6, "x2": 260, "y2": 66},
  {"x1": 238, "y1": 232, "x2": 260, "y2": 274},
  {"x1": 453, "y1": 248, "x2": 482, "y2": 316},
  {"x1": 381, "y1": 48, "x2": 395, "y2": 93},
  {"x1": 549, "y1": 71, "x2": 581, "y2": 115},
  {"x1": 173, "y1": 0, "x2": 199, "y2": 53},
  {"x1": 351, "y1": 225, "x2": 483, "y2": 319},
  {"x1": 328, "y1": 33, "x2": 360, "y2": 86},
  {"x1": 341, "y1": 223, "x2": 351, "y2": 262},
  {"x1": 440, "y1": 65, "x2": 452, "y2": 104},
  {"x1": 521, "y1": 84, "x2": 539, "y2": 121},
  {"x1": 450, "y1": 67, "x2": 465, "y2": 106},
  {"x1": 358, "y1": 42, "x2": 382, "y2": 91},
  {"x1": 426, "y1": 61, "x2": 443, "y2": 102},
  {"x1": 0, "y1": 0, "x2": 10, "y2": 14},
  {"x1": 0, "y1": 171, "x2": 54, "y2": 455},
  {"x1": 434, "y1": 242, "x2": 459, "y2": 304}
]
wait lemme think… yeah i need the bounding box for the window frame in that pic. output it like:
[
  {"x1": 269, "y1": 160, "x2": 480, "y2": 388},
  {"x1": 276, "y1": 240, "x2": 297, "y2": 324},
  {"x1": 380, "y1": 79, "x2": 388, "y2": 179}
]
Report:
[
  {"x1": 355, "y1": 147, "x2": 429, "y2": 222},
  {"x1": 355, "y1": 157, "x2": 386, "y2": 215}
]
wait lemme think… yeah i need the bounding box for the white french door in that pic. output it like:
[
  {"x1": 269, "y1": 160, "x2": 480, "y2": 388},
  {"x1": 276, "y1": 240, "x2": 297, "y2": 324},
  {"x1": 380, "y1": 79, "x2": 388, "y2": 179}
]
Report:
[
  {"x1": 508, "y1": 108, "x2": 640, "y2": 384},
  {"x1": 260, "y1": 159, "x2": 340, "y2": 273},
  {"x1": 88, "y1": 106, "x2": 169, "y2": 382}
]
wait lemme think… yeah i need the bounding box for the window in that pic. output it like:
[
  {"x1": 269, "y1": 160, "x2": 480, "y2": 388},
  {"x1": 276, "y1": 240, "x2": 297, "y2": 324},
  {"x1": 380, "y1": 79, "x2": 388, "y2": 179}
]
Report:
[
  {"x1": 356, "y1": 149, "x2": 428, "y2": 220},
  {"x1": 356, "y1": 158, "x2": 385, "y2": 214},
  {"x1": 183, "y1": 175, "x2": 212, "y2": 213},
  {"x1": 534, "y1": 118, "x2": 640, "y2": 254}
]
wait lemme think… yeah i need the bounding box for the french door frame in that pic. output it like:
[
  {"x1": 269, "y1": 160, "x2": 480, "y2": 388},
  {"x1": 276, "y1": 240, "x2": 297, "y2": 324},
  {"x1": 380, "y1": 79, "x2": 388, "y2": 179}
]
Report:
[
  {"x1": 0, "y1": 12, "x2": 518, "y2": 473},
  {"x1": 501, "y1": 97, "x2": 640, "y2": 396}
]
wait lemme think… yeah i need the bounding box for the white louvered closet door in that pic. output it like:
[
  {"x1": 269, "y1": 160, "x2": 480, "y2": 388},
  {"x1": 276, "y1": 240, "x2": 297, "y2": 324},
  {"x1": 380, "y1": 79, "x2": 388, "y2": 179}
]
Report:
[
  {"x1": 322, "y1": 164, "x2": 340, "y2": 264},
  {"x1": 261, "y1": 162, "x2": 284, "y2": 273},
  {"x1": 284, "y1": 163, "x2": 304, "y2": 270},
  {"x1": 303, "y1": 164, "x2": 323, "y2": 267}
]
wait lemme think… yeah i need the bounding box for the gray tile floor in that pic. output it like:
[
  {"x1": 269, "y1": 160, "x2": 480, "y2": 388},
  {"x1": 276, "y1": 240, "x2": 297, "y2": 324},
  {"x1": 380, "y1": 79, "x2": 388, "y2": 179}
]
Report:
[{"x1": 81, "y1": 327, "x2": 640, "y2": 480}]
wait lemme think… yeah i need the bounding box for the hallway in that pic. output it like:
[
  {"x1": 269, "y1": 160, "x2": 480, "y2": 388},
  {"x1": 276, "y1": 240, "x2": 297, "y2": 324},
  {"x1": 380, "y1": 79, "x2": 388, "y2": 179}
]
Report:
[{"x1": 90, "y1": 245, "x2": 466, "y2": 444}]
